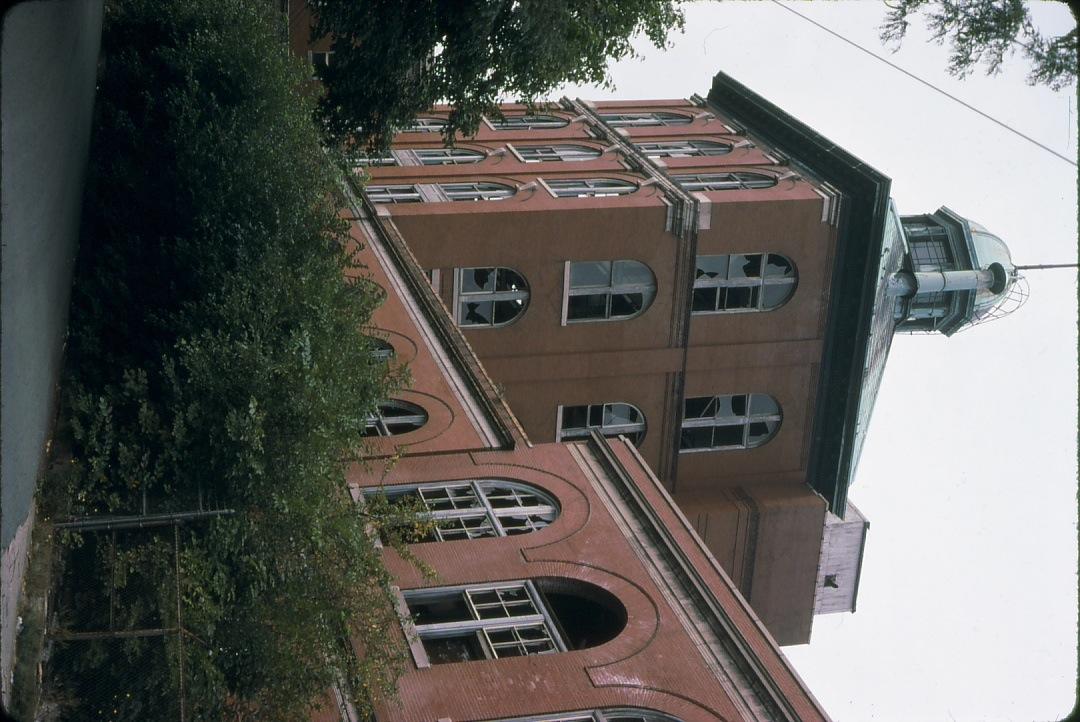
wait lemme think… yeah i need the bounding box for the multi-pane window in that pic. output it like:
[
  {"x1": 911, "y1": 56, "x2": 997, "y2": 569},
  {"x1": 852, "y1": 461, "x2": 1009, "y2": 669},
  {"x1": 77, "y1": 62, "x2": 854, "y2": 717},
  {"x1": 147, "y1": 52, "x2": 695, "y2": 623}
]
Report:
[
  {"x1": 598, "y1": 112, "x2": 692, "y2": 127},
  {"x1": 308, "y1": 50, "x2": 333, "y2": 67},
  {"x1": 546, "y1": 178, "x2": 637, "y2": 198},
  {"x1": 673, "y1": 173, "x2": 776, "y2": 191},
  {"x1": 491, "y1": 711, "x2": 684, "y2": 722},
  {"x1": 403, "y1": 118, "x2": 447, "y2": 133},
  {"x1": 692, "y1": 253, "x2": 797, "y2": 313},
  {"x1": 366, "y1": 184, "x2": 421, "y2": 204},
  {"x1": 488, "y1": 114, "x2": 569, "y2": 130},
  {"x1": 415, "y1": 148, "x2": 485, "y2": 165},
  {"x1": 636, "y1": 140, "x2": 731, "y2": 158},
  {"x1": 376, "y1": 480, "x2": 558, "y2": 541},
  {"x1": 565, "y1": 260, "x2": 656, "y2": 322},
  {"x1": 405, "y1": 582, "x2": 565, "y2": 664},
  {"x1": 363, "y1": 400, "x2": 428, "y2": 437},
  {"x1": 679, "y1": 394, "x2": 781, "y2": 451},
  {"x1": 515, "y1": 145, "x2": 601, "y2": 162},
  {"x1": 353, "y1": 154, "x2": 398, "y2": 167},
  {"x1": 366, "y1": 336, "x2": 395, "y2": 362},
  {"x1": 441, "y1": 182, "x2": 515, "y2": 201},
  {"x1": 456, "y1": 267, "x2": 530, "y2": 327},
  {"x1": 904, "y1": 222, "x2": 955, "y2": 271},
  {"x1": 558, "y1": 403, "x2": 646, "y2": 446}
]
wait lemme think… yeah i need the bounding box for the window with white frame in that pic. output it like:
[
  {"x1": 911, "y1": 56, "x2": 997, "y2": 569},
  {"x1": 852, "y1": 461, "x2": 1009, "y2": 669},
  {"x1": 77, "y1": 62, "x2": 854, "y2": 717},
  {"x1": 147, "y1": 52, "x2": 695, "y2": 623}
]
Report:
[
  {"x1": 679, "y1": 393, "x2": 781, "y2": 451},
  {"x1": 636, "y1": 139, "x2": 731, "y2": 158},
  {"x1": 565, "y1": 260, "x2": 656, "y2": 322},
  {"x1": 402, "y1": 117, "x2": 447, "y2": 133},
  {"x1": 366, "y1": 184, "x2": 421, "y2": 204},
  {"x1": 598, "y1": 111, "x2": 692, "y2": 127},
  {"x1": 488, "y1": 114, "x2": 568, "y2": 130},
  {"x1": 415, "y1": 148, "x2": 485, "y2": 165},
  {"x1": 558, "y1": 403, "x2": 646, "y2": 446},
  {"x1": 352, "y1": 154, "x2": 398, "y2": 167},
  {"x1": 373, "y1": 480, "x2": 558, "y2": 541},
  {"x1": 441, "y1": 182, "x2": 515, "y2": 201},
  {"x1": 545, "y1": 178, "x2": 637, "y2": 198},
  {"x1": 490, "y1": 710, "x2": 684, "y2": 722},
  {"x1": 363, "y1": 400, "x2": 428, "y2": 437},
  {"x1": 692, "y1": 253, "x2": 797, "y2": 313},
  {"x1": 673, "y1": 172, "x2": 776, "y2": 191},
  {"x1": 366, "y1": 336, "x2": 395, "y2": 362},
  {"x1": 403, "y1": 579, "x2": 625, "y2": 665},
  {"x1": 308, "y1": 50, "x2": 333, "y2": 67},
  {"x1": 456, "y1": 267, "x2": 530, "y2": 327},
  {"x1": 515, "y1": 145, "x2": 601, "y2": 162}
]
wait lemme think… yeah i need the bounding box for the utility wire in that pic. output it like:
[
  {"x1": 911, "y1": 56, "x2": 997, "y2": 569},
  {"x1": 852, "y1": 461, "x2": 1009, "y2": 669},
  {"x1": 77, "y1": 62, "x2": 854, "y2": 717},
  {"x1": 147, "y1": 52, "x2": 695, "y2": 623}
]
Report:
[{"x1": 767, "y1": 0, "x2": 1077, "y2": 168}]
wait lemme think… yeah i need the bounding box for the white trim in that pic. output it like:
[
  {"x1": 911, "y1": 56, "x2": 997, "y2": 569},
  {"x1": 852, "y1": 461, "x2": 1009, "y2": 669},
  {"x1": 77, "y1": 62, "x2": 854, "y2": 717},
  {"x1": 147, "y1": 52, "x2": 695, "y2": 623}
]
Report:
[
  {"x1": 505, "y1": 143, "x2": 527, "y2": 164},
  {"x1": 560, "y1": 260, "x2": 571, "y2": 326}
]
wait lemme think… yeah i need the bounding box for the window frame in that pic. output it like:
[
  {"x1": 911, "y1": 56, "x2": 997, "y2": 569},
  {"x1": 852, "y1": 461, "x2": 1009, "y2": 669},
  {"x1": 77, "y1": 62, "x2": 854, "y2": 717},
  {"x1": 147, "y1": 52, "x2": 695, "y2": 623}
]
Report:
[
  {"x1": 488, "y1": 711, "x2": 684, "y2": 722},
  {"x1": 511, "y1": 144, "x2": 603, "y2": 163},
  {"x1": 365, "y1": 184, "x2": 422, "y2": 204},
  {"x1": 673, "y1": 172, "x2": 777, "y2": 192},
  {"x1": 544, "y1": 178, "x2": 637, "y2": 199},
  {"x1": 438, "y1": 181, "x2": 516, "y2": 202},
  {"x1": 454, "y1": 266, "x2": 530, "y2": 328},
  {"x1": 636, "y1": 139, "x2": 732, "y2": 158},
  {"x1": 691, "y1": 253, "x2": 797, "y2": 315},
  {"x1": 557, "y1": 403, "x2": 647, "y2": 446},
  {"x1": 563, "y1": 259, "x2": 657, "y2": 324},
  {"x1": 485, "y1": 114, "x2": 570, "y2": 130},
  {"x1": 597, "y1": 111, "x2": 693, "y2": 127},
  {"x1": 363, "y1": 399, "x2": 428, "y2": 437},
  {"x1": 679, "y1": 393, "x2": 782, "y2": 452},
  {"x1": 402, "y1": 117, "x2": 448, "y2": 133},
  {"x1": 414, "y1": 148, "x2": 486, "y2": 165}
]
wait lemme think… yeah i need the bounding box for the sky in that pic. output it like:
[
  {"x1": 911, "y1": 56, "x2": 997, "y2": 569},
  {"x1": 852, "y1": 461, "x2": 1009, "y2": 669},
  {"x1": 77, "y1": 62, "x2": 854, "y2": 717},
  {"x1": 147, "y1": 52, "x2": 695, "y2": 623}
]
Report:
[{"x1": 556, "y1": 3, "x2": 1078, "y2": 721}]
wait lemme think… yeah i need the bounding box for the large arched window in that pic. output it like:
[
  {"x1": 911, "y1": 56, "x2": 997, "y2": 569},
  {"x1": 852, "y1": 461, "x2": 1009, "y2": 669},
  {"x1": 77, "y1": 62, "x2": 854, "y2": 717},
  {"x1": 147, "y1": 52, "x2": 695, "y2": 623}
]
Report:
[
  {"x1": 488, "y1": 114, "x2": 569, "y2": 130},
  {"x1": 440, "y1": 182, "x2": 515, "y2": 201},
  {"x1": 599, "y1": 111, "x2": 692, "y2": 127},
  {"x1": 692, "y1": 253, "x2": 797, "y2": 313},
  {"x1": 374, "y1": 480, "x2": 558, "y2": 541},
  {"x1": 491, "y1": 711, "x2": 684, "y2": 722},
  {"x1": 367, "y1": 183, "x2": 515, "y2": 203},
  {"x1": 636, "y1": 140, "x2": 732, "y2": 158},
  {"x1": 546, "y1": 178, "x2": 637, "y2": 198},
  {"x1": 565, "y1": 260, "x2": 656, "y2": 322},
  {"x1": 515, "y1": 144, "x2": 602, "y2": 162},
  {"x1": 363, "y1": 400, "x2": 428, "y2": 437},
  {"x1": 415, "y1": 148, "x2": 485, "y2": 165},
  {"x1": 456, "y1": 267, "x2": 530, "y2": 327},
  {"x1": 402, "y1": 117, "x2": 447, "y2": 133},
  {"x1": 403, "y1": 579, "x2": 625, "y2": 664},
  {"x1": 679, "y1": 393, "x2": 781, "y2": 451},
  {"x1": 558, "y1": 403, "x2": 646, "y2": 446},
  {"x1": 673, "y1": 172, "x2": 776, "y2": 191},
  {"x1": 366, "y1": 184, "x2": 421, "y2": 204}
]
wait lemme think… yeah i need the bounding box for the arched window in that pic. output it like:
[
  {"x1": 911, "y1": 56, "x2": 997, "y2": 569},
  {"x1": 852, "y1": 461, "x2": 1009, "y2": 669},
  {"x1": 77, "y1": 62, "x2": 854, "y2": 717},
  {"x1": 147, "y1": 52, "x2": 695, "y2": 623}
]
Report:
[
  {"x1": 439, "y1": 182, "x2": 515, "y2": 201},
  {"x1": 636, "y1": 139, "x2": 732, "y2": 158},
  {"x1": 489, "y1": 114, "x2": 569, "y2": 130},
  {"x1": 598, "y1": 111, "x2": 692, "y2": 127},
  {"x1": 679, "y1": 393, "x2": 781, "y2": 451},
  {"x1": 366, "y1": 184, "x2": 421, "y2": 204},
  {"x1": 403, "y1": 579, "x2": 625, "y2": 664},
  {"x1": 456, "y1": 267, "x2": 530, "y2": 327},
  {"x1": 558, "y1": 403, "x2": 646, "y2": 446},
  {"x1": 366, "y1": 336, "x2": 395, "y2": 362},
  {"x1": 692, "y1": 253, "x2": 797, "y2": 313},
  {"x1": 415, "y1": 148, "x2": 485, "y2": 165},
  {"x1": 491, "y1": 711, "x2": 684, "y2": 722},
  {"x1": 403, "y1": 117, "x2": 447, "y2": 133},
  {"x1": 673, "y1": 172, "x2": 776, "y2": 191},
  {"x1": 375, "y1": 480, "x2": 558, "y2": 541},
  {"x1": 352, "y1": 154, "x2": 397, "y2": 167},
  {"x1": 546, "y1": 178, "x2": 637, "y2": 198},
  {"x1": 566, "y1": 260, "x2": 656, "y2": 322},
  {"x1": 363, "y1": 400, "x2": 427, "y2": 437},
  {"x1": 515, "y1": 145, "x2": 602, "y2": 162}
]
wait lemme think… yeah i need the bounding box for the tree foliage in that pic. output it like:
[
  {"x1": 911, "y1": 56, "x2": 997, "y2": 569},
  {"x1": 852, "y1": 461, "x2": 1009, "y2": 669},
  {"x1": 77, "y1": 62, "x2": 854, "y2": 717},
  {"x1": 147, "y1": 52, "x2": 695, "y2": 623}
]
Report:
[
  {"x1": 53, "y1": 0, "x2": 416, "y2": 718},
  {"x1": 881, "y1": 0, "x2": 1078, "y2": 90},
  {"x1": 311, "y1": 0, "x2": 686, "y2": 149}
]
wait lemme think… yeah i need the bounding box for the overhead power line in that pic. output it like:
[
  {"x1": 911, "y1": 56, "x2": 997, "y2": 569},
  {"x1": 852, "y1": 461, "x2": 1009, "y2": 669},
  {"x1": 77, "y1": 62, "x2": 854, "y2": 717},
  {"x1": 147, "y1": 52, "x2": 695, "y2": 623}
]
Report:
[{"x1": 767, "y1": 0, "x2": 1077, "y2": 168}]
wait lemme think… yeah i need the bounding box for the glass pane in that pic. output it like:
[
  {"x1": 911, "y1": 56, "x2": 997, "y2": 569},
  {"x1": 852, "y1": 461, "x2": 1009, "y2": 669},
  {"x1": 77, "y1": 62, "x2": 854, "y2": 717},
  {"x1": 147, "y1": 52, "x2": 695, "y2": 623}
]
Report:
[
  {"x1": 713, "y1": 424, "x2": 745, "y2": 447},
  {"x1": 561, "y1": 405, "x2": 588, "y2": 430},
  {"x1": 684, "y1": 396, "x2": 715, "y2": 418},
  {"x1": 567, "y1": 293, "x2": 608, "y2": 320},
  {"x1": 612, "y1": 260, "x2": 653, "y2": 286},
  {"x1": 696, "y1": 255, "x2": 728, "y2": 280},
  {"x1": 721, "y1": 287, "x2": 754, "y2": 310},
  {"x1": 570, "y1": 261, "x2": 611, "y2": 288},
  {"x1": 680, "y1": 426, "x2": 713, "y2": 450},
  {"x1": 422, "y1": 633, "x2": 486, "y2": 664},
  {"x1": 460, "y1": 300, "x2": 493, "y2": 326},
  {"x1": 728, "y1": 254, "x2": 762, "y2": 279},
  {"x1": 410, "y1": 593, "x2": 470, "y2": 624},
  {"x1": 587, "y1": 405, "x2": 604, "y2": 426},
  {"x1": 493, "y1": 300, "x2": 524, "y2": 324},
  {"x1": 610, "y1": 293, "x2": 644, "y2": 318},
  {"x1": 762, "y1": 282, "x2": 793, "y2": 309},
  {"x1": 461, "y1": 267, "x2": 495, "y2": 293},
  {"x1": 764, "y1": 254, "x2": 794, "y2": 277},
  {"x1": 749, "y1": 394, "x2": 780, "y2": 416},
  {"x1": 715, "y1": 394, "x2": 746, "y2": 418},
  {"x1": 605, "y1": 403, "x2": 640, "y2": 426},
  {"x1": 748, "y1": 419, "x2": 779, "y2": 446},
  {"x1": 496, "y1": 268, "x2": 527, "y2": 291},
  {"x1": 692, "y1": 287, "x2": 718, "y2": 312}
]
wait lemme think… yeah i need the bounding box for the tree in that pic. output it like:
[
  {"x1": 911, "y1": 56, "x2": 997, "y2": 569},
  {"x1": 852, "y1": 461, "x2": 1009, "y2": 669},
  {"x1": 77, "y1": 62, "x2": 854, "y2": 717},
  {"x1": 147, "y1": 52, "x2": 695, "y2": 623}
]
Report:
[
  {"x1": 310, "y1": 0, "x2": 685, "y2": 149},
  {"x1": 51, "y1": 0, "x2": 421, "y2": 718},
  {"x1": 881, "y1": 0, "x2": 1078, "y2": 90}
]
